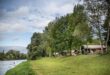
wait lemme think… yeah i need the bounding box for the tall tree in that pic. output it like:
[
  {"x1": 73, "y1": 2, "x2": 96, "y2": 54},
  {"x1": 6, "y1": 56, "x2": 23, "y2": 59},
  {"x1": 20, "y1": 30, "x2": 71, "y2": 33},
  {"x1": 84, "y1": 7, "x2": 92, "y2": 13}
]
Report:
[
  {"x1": 27, "y1": 4, "x2": 91, "y2": 57},
  {"x1": 27, "y1": 32, "x2": 42, "y2": 60},
  {"x1": 104, "y1": 0, "x2": 110, "y2": 51},
  {"x1": 84, "y1": 0, "x2": 107, "y2": 53},
  {"x1": 84, "y1": 0, "x2": 110, "y2": 52}
]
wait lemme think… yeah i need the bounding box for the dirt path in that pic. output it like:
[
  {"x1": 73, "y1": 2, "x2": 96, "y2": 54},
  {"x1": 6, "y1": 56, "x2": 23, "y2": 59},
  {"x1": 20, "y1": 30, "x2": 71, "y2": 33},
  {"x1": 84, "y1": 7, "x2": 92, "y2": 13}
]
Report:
[{"x1": 30, "y1": 62, "x2": 43, "y2": 75}]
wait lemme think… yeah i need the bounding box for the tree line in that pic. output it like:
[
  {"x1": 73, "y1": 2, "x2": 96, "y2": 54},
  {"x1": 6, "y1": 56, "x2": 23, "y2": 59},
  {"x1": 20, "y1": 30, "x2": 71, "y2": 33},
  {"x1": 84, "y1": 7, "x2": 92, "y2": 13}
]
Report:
[
  {"x1": 0, "y1": 50, "x2": 27, "y2": 60},
  {"x1": 27, "y1": 1, "x2": 110, "y2": 60}
]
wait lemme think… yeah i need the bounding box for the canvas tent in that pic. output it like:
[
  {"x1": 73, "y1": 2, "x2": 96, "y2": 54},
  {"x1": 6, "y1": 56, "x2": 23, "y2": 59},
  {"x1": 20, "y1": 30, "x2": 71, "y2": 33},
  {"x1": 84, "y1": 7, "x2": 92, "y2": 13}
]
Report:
[{"x1": 81, "y1": 45, "x2": 106, "y2": 54}]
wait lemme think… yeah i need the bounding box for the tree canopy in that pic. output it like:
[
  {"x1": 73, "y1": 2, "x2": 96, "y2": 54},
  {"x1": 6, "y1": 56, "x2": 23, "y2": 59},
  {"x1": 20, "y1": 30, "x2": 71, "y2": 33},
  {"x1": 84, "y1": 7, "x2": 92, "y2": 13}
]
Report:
[
  {"x1": 27, "y1": 4, "x2": 92, "y2": 59},
  {"x1": 27, "y1": 1, "x2": 110, "y2": 59}
]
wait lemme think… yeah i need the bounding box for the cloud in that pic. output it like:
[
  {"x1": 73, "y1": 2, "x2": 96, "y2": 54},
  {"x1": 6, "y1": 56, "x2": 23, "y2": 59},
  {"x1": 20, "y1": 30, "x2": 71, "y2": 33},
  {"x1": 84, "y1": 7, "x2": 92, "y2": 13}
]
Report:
[
  {"x1": 0, "y1": 32, "x2": 32, "y2": 46},
  {"x1": 0, "y1": 6, "x2": 53, "y2": 33},
  {"x1": 0, "y1": 0, "x2": 81, "y2": 46},
  {"x1": 0, "y1": 6, "x2": 29, "y2": 19},
  {"x1": 43, "y1": 2, "x2": 74, "y2": 16},
  {"x1": 8, "y1": 6, "x2": 29, "y2": 17},
  {"x1": 0, "y1": 22, "x2": 26, "y2": 32},
  {"x1": 0, "y1": 0, "x2": 77, "y2": 33}
]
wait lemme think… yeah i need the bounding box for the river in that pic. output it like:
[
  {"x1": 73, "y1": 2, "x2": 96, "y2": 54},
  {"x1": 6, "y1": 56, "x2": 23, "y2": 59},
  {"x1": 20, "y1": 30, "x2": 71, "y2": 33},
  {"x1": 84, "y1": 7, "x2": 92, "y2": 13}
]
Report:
[{"x1": 0, "y1": 60, "x2": 27, "y2": 75}]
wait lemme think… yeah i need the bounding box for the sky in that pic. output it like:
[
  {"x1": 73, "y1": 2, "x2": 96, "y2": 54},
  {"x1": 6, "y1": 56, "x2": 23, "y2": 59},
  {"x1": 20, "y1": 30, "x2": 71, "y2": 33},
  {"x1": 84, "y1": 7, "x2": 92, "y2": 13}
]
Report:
[{"x1": 0, "y1": 0, "x2": 81, "y2": 47}]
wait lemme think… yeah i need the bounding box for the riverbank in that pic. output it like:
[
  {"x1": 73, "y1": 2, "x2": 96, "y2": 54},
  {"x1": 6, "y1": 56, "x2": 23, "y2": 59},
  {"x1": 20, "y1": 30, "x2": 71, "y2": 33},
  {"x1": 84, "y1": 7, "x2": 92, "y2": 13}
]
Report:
[
  {"x1": 6, "y1": 54, "x2": 110, "y2": 75},
  {"x1": 5, "y1": 61, "x2": 35, "y2": 75},
  {"x1": 0, "y1": 60, "x2": 26, "y2": 75}
]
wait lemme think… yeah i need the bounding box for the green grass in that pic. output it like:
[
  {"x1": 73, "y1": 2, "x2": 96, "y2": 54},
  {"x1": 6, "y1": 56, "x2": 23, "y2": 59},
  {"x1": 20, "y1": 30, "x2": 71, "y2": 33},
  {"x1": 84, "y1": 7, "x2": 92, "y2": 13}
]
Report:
[
  {"x1": 6, "y1": 54, "x2": 110, "y2": 75},
  {"x1": 5, "y1": 61, "x2": 35, "y2": 75},
  {"x1": 30, "y1": 54, "x2": 110, "y2": 75}
]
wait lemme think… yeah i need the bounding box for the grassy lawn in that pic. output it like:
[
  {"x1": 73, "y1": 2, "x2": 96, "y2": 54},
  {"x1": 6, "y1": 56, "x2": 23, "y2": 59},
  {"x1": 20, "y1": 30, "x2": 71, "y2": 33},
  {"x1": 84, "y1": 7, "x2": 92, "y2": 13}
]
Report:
[
  {"x1": 30, "y1": 54, "x2": 110, "y2": 75},
  {"x1": 6, "y1": 54, "x2": 110, "y2": 75}
]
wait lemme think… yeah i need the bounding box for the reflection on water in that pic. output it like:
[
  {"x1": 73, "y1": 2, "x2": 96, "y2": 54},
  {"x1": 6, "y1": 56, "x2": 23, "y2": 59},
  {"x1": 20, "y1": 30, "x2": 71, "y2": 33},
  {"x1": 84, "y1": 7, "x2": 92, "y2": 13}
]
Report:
[{"x1": 0, "y1": 60, "x2": 26, "y2": 75}]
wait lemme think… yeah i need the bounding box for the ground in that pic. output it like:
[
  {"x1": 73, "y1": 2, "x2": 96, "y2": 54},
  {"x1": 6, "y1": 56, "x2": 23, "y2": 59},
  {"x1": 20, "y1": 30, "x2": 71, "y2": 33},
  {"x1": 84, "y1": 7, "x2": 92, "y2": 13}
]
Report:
[{"x1": 6, "y1": 54, "x2": 110, "y2": 75}]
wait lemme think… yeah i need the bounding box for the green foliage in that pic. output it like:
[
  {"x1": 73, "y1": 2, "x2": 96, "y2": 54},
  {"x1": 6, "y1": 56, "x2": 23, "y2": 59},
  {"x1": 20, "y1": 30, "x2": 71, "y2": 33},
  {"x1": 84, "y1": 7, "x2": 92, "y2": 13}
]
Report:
[
  {"x1": 0, "y1": 50, "x2": 5, "y2": 60},
  {"x1": 27, "y1": 32, "x2": 46, "y2": 60},
  {"x1": 84, "y1": 0, "x2": 109, "y2": 40},
  {"x1": 84, "y1": 0, "x2": 110, "y2": 53},
  {"x1": 27, "y1": 4, "x2": 92, "y2": 58}
]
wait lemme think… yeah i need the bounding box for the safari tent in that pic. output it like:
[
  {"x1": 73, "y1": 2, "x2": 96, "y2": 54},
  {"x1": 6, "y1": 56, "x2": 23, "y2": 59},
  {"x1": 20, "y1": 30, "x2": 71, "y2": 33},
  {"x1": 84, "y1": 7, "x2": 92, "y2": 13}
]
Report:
[{"x1": 81, "y1": 45, "x2": 106, "y2": 54}]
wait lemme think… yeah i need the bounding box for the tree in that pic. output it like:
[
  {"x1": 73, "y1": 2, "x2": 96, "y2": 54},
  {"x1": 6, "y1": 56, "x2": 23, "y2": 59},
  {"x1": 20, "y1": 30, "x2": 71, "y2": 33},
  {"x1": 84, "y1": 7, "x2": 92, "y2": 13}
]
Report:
[
  {"x1": 0, "y1": 50, "x2": 5, "y2": 60},
  {"x1": 27, "y1": 4, "x2": 92, "y2": 57},
  {"x1": 65, "y1": 5, "x2": 91, "y2": 55},
  {"x1": 84, "y1": 0, "x2": 110, "y2": 53},
  {"x1": 103, "y1": 0, "x2": 110, "y2": 52},
  {"x1": 41, "y1": 4, "x2": 91, "y2": 56},
  {"x1": 42, "y1": 22, "x2": 56, "y2": 57},
  {"x1": 84, "y1": 0, "x2": 107, "y2": 53},
  {"x1": 27, "y1": 32, "x2": 43, "y2": 60},
  {"x1": 4, "y1": 50, "x2": 27, "y2": 60}
]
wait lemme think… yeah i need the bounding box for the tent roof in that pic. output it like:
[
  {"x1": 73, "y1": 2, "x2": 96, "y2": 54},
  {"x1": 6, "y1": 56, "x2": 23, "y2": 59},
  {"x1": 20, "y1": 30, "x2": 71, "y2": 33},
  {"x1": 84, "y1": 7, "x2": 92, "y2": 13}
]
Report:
[{"x1": 83, "y1": 45, "x2": 106, "y2": 49}]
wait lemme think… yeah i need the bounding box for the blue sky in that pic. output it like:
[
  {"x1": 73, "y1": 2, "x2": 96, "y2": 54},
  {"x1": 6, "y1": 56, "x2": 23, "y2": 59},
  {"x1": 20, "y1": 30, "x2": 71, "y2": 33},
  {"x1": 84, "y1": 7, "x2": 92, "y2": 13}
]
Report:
[{"x1": 0, "y1": 0, "x2": 81, "y2": 47}]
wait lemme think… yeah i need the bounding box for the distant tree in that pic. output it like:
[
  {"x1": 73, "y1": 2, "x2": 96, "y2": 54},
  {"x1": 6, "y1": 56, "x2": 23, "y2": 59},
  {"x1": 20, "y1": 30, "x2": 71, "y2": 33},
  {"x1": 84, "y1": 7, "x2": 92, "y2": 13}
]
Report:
[
  {"x1": 3, "y1": 50, "x2": 27, "y2": 60},
  {"x1": 0, "y1": 50, "x2": 5, "y2": 60}
]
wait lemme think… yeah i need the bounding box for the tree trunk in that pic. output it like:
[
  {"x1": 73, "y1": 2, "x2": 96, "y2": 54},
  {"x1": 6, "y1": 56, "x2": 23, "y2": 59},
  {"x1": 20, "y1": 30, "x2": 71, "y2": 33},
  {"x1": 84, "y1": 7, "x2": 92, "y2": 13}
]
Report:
[
  {"x1": 69, "y1": 42, "x2": 72, "y2": 56},
  {"x1": 97, "y1": 8, "x2": 104, "y2": 54},
  {"x1": 105, "y1": 0, "x2": 110, "y2": 52},
  {"x1": 86, "y1": 42, "x2": 89, "y2": 54},
  {"x1": 97, "y1": 20, "x2": 104, "y2": 54},
  {"x1": 99, "y1": 27, "x2": 104, "y2": 54},
  {"x1": 105, "y1": 25, "x2": 110, "y2": 52},
  {"x1": 69, "y1": 38, "x2": 72, "y2": 56}
]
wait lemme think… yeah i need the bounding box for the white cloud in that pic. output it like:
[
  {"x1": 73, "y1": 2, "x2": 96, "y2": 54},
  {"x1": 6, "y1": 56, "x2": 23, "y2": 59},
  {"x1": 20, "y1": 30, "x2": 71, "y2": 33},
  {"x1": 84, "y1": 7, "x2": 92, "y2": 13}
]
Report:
[
  {"x1": 0, "y1": 0, "x2": 81, "y2": 46},
  {"x1": 0, "y1": 21, "x2": 28, "y2": 32},
  {"x1": 0, "y1": 0, "x2": 79, "y2": 33},
  {"x1": 43, "y1": 2, "x2": 74, "y2": 16},
  {"x1": 7, "y1": 6, "x2": 29, "y2": 18}
]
